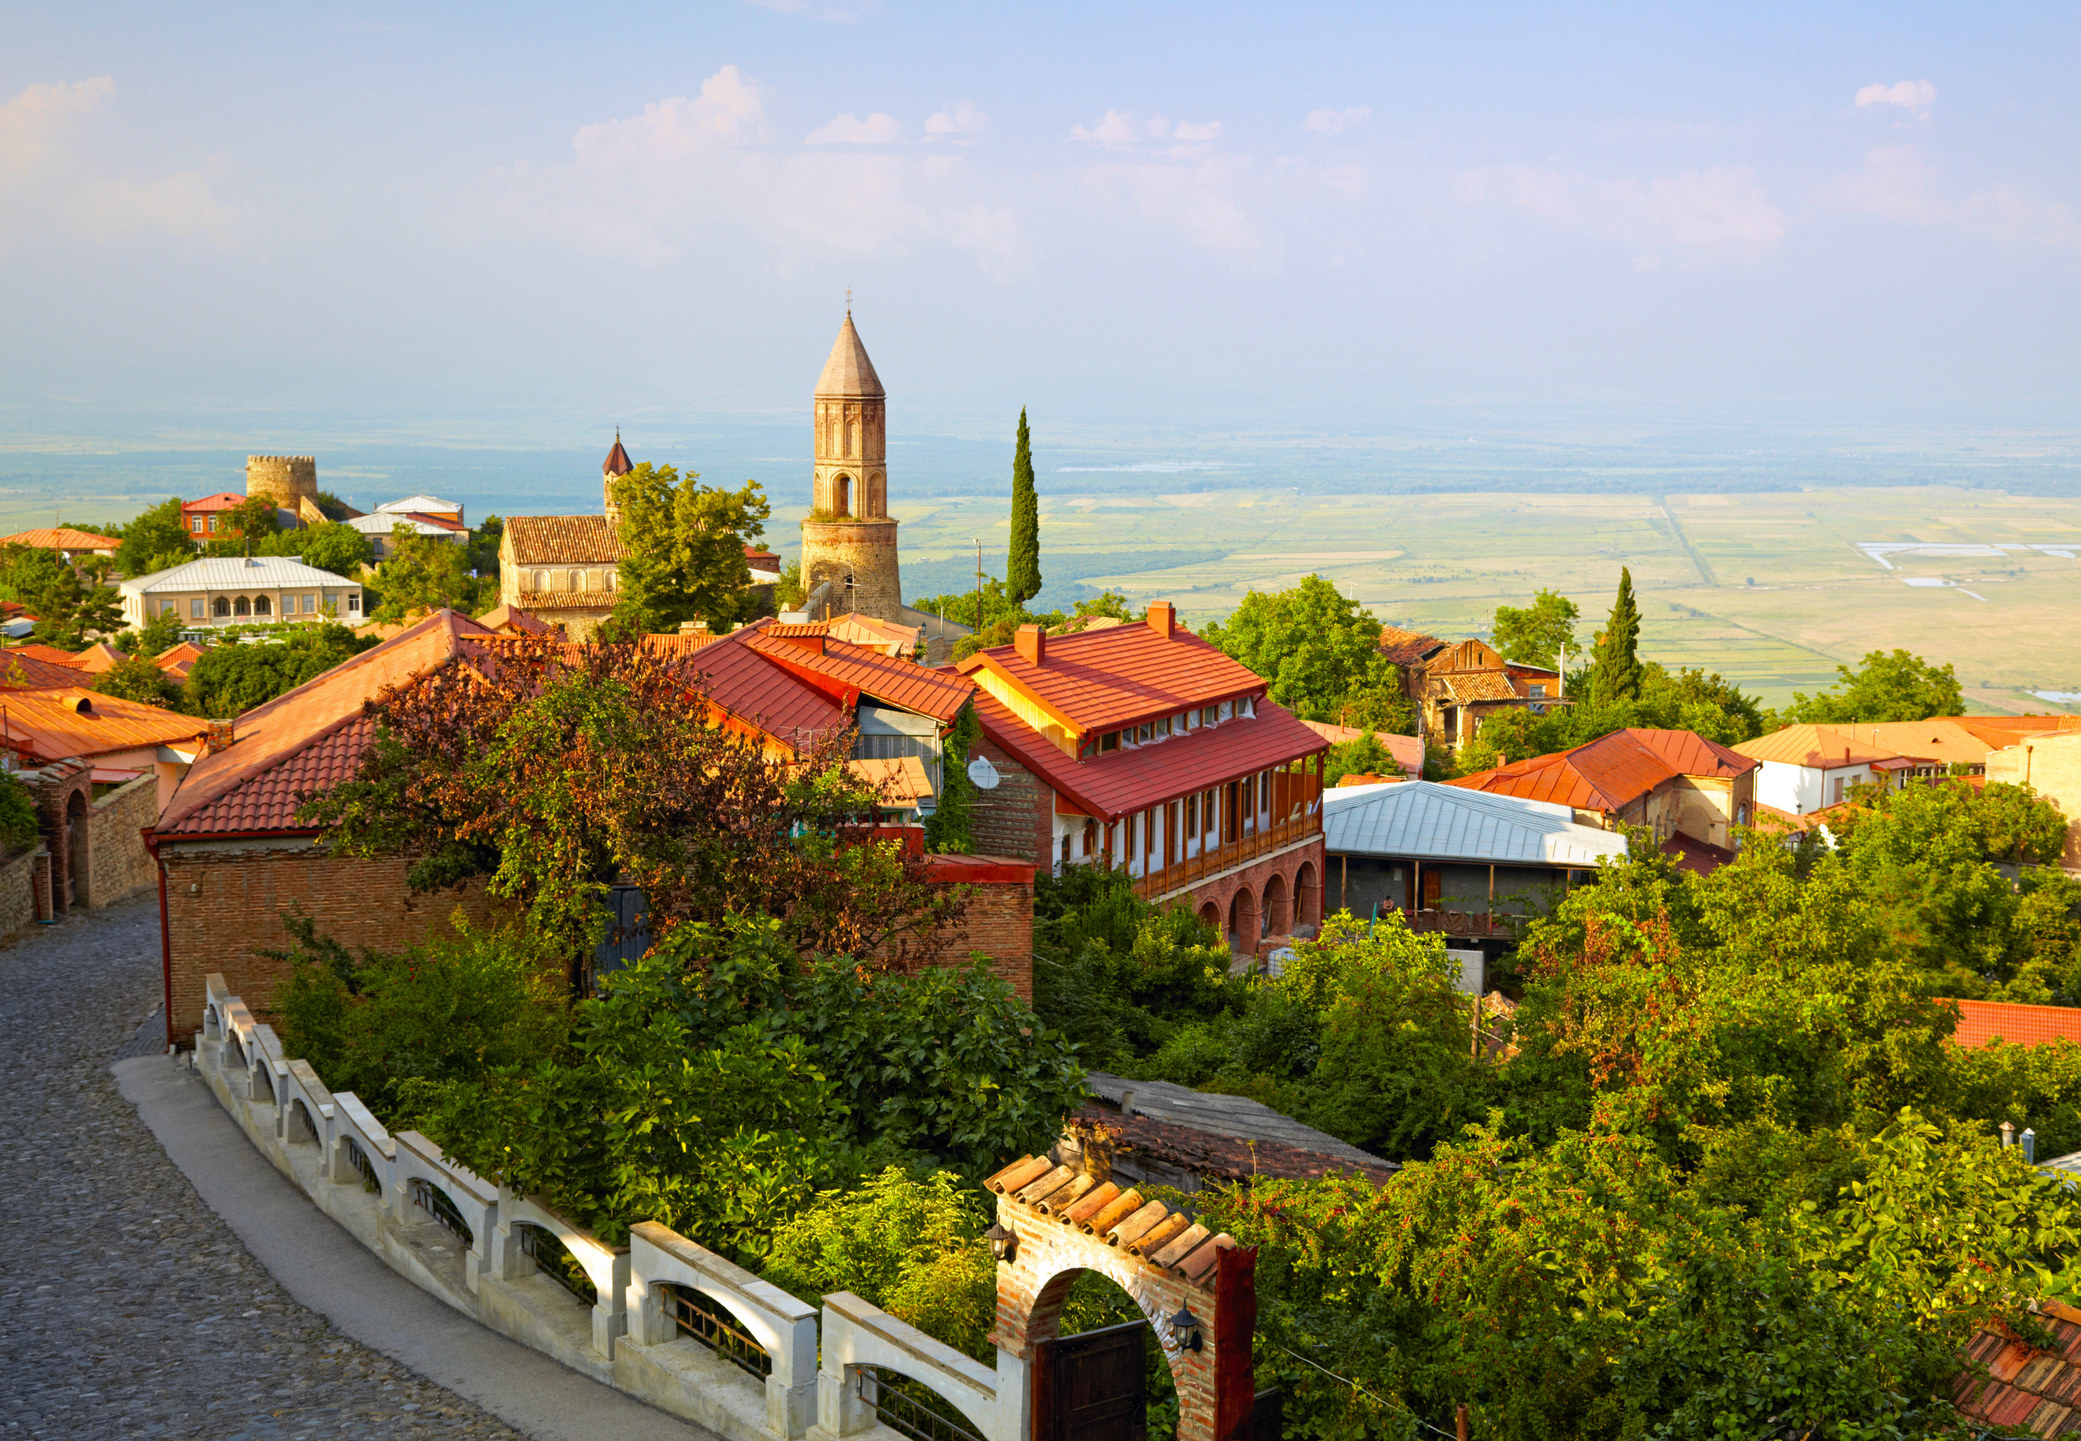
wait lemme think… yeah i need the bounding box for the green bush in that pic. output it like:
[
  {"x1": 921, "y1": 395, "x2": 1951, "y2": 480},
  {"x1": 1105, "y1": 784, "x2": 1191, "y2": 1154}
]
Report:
[{"x1": 0, "y1": 771, "x2": 38, "y2": 854}]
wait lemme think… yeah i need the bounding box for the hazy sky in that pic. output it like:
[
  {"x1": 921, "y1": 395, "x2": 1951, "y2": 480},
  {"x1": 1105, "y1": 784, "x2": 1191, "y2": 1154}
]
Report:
[{"x1": 7, "y1": 2, "x2": 2081, "y2": 442}]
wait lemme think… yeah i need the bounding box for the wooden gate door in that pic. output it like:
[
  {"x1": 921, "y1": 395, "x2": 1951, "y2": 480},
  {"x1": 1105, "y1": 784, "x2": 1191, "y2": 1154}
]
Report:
[{"x1": 1032, "y1": 1321, "x2": 1146, "y2": 1441}]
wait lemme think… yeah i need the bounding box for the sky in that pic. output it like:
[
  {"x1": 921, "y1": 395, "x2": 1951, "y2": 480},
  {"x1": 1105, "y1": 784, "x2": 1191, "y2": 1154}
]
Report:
[{"x1": 6, "y1": 2, "x2": 2081, "y2": 449}]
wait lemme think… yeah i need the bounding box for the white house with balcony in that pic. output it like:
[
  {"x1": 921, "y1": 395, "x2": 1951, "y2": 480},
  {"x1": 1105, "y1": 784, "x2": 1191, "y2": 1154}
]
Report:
[{"x1": 119, "y1": 556, "x2": 364, "y2": 629}]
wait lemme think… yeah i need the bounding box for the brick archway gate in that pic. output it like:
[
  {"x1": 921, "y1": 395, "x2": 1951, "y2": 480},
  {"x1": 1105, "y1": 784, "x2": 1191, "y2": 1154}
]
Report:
[{"x1": 986, "y1": 1155, "x2": 1263, "y2": 1441}]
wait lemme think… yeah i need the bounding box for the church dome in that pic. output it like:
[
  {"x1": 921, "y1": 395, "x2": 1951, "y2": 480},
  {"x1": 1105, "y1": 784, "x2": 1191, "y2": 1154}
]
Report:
[{"x1": 815, "y1": 313, "x2": 884, "y2": 399}]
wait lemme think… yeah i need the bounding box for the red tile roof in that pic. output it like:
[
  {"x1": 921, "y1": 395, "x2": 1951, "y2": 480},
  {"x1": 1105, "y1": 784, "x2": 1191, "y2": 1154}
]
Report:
[
  {"x1": 182, "y1": 492, "x2": 246, "y2": 513},
  {"x1": 665, "y1": 631, "x2": 846, "y2": 753},
  {"x1": 1297, "y1": 719, "x2": 1423, "y2": 777},
  {"x1": 71, "y1": 641, "x2": 125, "y2": 675},
  {"x1": 748, "y1": 631, "x2": 972, "y2": 723},
  {"x1": 504, "y1": 514, "x2": 623, "y2": 566},
  {"x1": 0, "y1": 527, "x2": 120, "y2": 551},
  {"x1": 1949, "y1": 998, "x2": 2081, "y2": 1050},
  {"x1": 957, "y1": 622, "x2": 1263, "y2": 733},
  {"x1": 158, "y1": 610, "x2": 495, "y2": 837},
  {"x1": 154, "y1": 642, "x2": 204, "y2": 681},
  {"x1": 6, "y1": 644, "x2": 86, "y2": 667},
  {"x1": 1450, "y1": 728, "x2": 1755, "y2": 813},
  {"x1": 0, "y1": 688, "x2": 208, "y2": 764},
  {"x1": 1377, "y1": 626, "x2": 1448, "y2": 666},
  {"x1": 1956, "y1": 1303, "x2": 2081, "y2": 1434},
  {"x1": 473, "y1": 604, "x2": 552, "y2": 636},
  {"x1": 0, "y1": 649, "x2": 95, "y2": 689},
  {"x1": 972, "y1": 687, "x2": 1325, "y2": 821}
]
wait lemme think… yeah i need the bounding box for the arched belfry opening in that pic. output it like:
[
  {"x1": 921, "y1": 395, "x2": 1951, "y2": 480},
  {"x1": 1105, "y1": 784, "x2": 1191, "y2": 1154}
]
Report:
[{"x1": 985, "y1": 1151, "x2": 1270, "y2": 1441}]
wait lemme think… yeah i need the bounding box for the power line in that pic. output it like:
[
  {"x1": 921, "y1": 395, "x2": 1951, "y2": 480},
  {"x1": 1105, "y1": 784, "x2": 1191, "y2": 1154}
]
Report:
[{"x1": 1269, "y1": 1343, "x2": 1463, "y2": 1440}]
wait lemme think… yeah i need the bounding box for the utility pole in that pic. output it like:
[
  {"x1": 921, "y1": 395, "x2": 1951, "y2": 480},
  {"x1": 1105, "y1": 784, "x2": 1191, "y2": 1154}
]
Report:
[{"x1": 973, "y1": 537, "x2": 983, "y2": 629}]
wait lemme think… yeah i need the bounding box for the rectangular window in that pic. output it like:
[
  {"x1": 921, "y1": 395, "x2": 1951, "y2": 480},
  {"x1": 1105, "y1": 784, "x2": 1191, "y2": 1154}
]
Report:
[
  {"x1": 189, "y1": 598, "x2": 205, "y2": 619},
  {"x1": 1201, "y1": 706, "x2": 1217, "y2": 727},
  {"x1": 1100, "y1": 731, "x2": 1120, "y2": 753},
  {"x1": 190, "y1": 517, "x2": 204, "y2": 533},
  {"x1": 1239, "y1": 696, "x2": 1254, "y2": 718},
  {"x1": 1530, "y1": 684, "x2": 1546, "y2": 698},
  {"x1": 207, "y1": 517, "x2": 218, "y2": 533},
  {"x1": 1176, "y1": 711, "x2": 1190, "y2": 731},
  {"x1": 348, "y1": 592, "x2": 361, "y2": 614},
  {"x1": 1219, "y1": 701, "x2": 1233, "y2": 721},
  {"x1": 1186, "y1": 794, "x2": 1198, "y2": 834},
  {"x1": 1136, "y1": 724, "x2": 1151, "y2": 744},
  {"x1": 301, "y1": 594, "x2": 315, "y2": 614},
  {"x1": 1154, "y1": 716, "x2": 1170, "y2": 737}
]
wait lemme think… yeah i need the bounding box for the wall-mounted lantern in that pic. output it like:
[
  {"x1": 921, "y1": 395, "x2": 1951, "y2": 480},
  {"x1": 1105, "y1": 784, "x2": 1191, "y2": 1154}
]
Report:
[
  {"x1": 1167, "y1": 1303, "x2": 1203, "y2": 1352},
  {"x1": 985, "y1": 1221, "x2": 1017, "y2": 1265}
]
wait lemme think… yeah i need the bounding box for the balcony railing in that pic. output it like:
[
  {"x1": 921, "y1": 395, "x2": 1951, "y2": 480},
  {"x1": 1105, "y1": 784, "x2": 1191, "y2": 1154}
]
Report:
[{"x1": 1134, "y1": 775, "x2": 1322, "y2": 902}]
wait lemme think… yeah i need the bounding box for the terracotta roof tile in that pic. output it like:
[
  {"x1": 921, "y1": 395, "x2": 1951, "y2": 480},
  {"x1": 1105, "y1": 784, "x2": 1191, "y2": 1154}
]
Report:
[
  {"x1": 1450, "y1": 728, "x2": 1755, "y2": 814},
  {"x1": 71, "y1": 641, "x2": 125, "y2": 675},
  {"x1": 0, "y1": 650, "x2": 95, "y2": 688},
  {"x1": 154, "y1": 642, "x2": 204, "y2": 681},
  {"x1": 1377, "y1": 626, "x2": 1448, "y2": 666},
  {"x1": 972, "y1": 687, "x2": 1326, "y2": 821},
  {"x1": 1949, "y1": 999, "x2": 2081, "y2": 1050},
  {"x1": 472, "y1": 603, "x2": 553, "y2": 636},
  {"x1": 1440, "y1": 671, "x2": 1524, "y2": 703},
  {"x1": 748, "y1": 631, "x2": 972, "y2": 722},
  {"x1": 0, "y1": 527, "x2": 120, "y2": 550},
  {"x1": 957, "y1": 622, "x2": 1264, "y2": 732},
  {"x1": 0, "y1": 688, "x2": 208, "y2": 764},
  {"x1": 503, "y1": 514, "x2": 623, "y2": 566},
  {"x1": 1296, "y1": 719, "x2": 1424, "y2": 776},
  {"x1": 663, "y1": 630, "x2": 846, "y2": 752},
  {"x1": 158, "y1": 610, "x2": 494, "y2": 836}
]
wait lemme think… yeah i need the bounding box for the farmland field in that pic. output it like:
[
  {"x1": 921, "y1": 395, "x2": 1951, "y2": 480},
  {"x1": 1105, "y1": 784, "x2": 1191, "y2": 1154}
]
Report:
[{"x1": 897, "y1": 486, "x2": 2081, "y2": 713}]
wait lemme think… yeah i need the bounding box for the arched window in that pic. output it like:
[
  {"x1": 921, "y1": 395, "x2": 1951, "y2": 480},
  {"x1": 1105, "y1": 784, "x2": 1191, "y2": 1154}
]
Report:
[
  {"x1": 233, "y1": 596, "x2": 251, "y2": 617},
  {"x1": 212, "y1": 596, "x2": 229, "y2": 617},
  {"x1": 835, "y1": 474, "x2": 852, "y2": 517},
  {"x1": 254, "y1": 595, "x2": 272, "y2": 616}
]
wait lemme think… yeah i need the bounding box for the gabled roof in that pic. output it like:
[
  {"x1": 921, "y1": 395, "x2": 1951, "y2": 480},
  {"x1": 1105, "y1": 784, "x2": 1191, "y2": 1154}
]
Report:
[
  {"x1": 375, "y1": 495, "x2": 461, "y2": 514},
  {"x1": 957, "y1": 622, "x2": 1264, "y2": 734},
  {"x1": 1734, "y1": 724, "x2": 1904, "y2": 769},
  {"x1": 0, "y1": 650, "x2": 99, "y2": 689},
  {"x1": 1296, "y1": 719, "x2": 1423, "y2": 776},
  {"x1": 503, "y1": 514, "x2": 622, "y2": 566},
  {"x1": 182, "y1": 492, "x2": 247, "y2": 512},
  {"x1": 157, "y1": 610, "x2": 494, "y2": 837},
  {"x1": 1324, "y1": 780, "x2": 1627, "y2": 867},
  {"x1": 473, "y1": 603, "x2": 552, "y2": 637},
  {"x1": 120, "y1": 556, "x2": 361, "y2": 595},
  {"x1": 348, "y1": 512, "x2": 462, "y2": 537},
  {"x1": 815, "y1": 313, "x2": 884, "y2": 398},
  {"x1": 825, "y1": 611, "x2": 920, "y2": 654},
  {"x1": 71, "y1": 641, "x2": 125, "y2": 675},
  {"x1": 0, "y1": 527, "x2": 120, "y2": 551},
  {"x1": 0, "y1": 688, "x2": 208, "y2": 764},
  {"x1": 1450, "y1": 728, "x2": 1756, "y2": 814},
  {"x1": 1948, "y1": 998, "x2": 2081, "y2": 1050},
  {"x1": 1377, "y1": 626, "x2": 1448, "y2": 666},
  {"x1": 664, "y1": 630, "x2": 847, "y2": 754},
  {"x1": 154, "y1": 641, "x2": 204, "y2": 680},
  {"x1": 3, "y1": 644, "x2": 85, "y2": 667},
  {"x1": 971, "y1": 688, "x2": 1325, "y2": 821},
  {"x1": 748, "y1": 629, "x2": 972, "y2": 722}
]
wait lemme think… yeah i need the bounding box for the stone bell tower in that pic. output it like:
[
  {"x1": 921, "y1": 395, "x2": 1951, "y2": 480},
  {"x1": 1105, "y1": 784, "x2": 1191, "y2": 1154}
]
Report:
[{"x1": 799, "y1": 310, "x2": 902, "y2": 621}]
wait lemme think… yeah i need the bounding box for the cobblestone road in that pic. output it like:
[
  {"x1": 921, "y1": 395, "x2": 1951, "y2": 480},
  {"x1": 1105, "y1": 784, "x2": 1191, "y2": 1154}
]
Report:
[{"x1": 0, "y1": 897, "x2": 528, "y2": 1440}]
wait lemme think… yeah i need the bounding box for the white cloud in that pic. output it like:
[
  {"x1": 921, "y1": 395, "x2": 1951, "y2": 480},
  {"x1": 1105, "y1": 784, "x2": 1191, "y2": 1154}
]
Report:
[
  {"x1": 1856, "y1": 80, "x2": 1937, "y2": 114},
  {"x1": 0, "y1": 76, "x2": 238, "y2": 255},
  {"x1": 805, "y1": 111, "x2": 900, "y2": 145},
  {"x1": 1456, "y1": 162, "x2": 1789, "y2": 268},
  {"x1": 1303, "y1": 106, "x2": 1371, "y2": 136},
  {"x1": 1833, "y1": 144, "x2": 2081, "y2": 245},
  {"x1": 1070, "y1": 109, "x2": 1144, "y2": 148},
  {"x1": 1080, "y1": 155, "x2": 1269, "y2": 264},
  {"x1": 468, "y1": 66, "x2": 1029, "y2": 278},
  {"x1": 1171, "y1": 120, "x2": 1223, "y2": 144},
  {"x1": 924, "y1": 101, "x2": 987, "y2": 143}
]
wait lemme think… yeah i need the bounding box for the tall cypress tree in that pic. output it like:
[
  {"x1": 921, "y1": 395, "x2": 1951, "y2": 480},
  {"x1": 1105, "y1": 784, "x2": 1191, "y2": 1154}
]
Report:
[
  {"x1": 1588, "y1": 566, "x2": 1643, "y2": 706},
  {"x1": 1007, "y1": 408, "x2": 1042, "y2": 605}
]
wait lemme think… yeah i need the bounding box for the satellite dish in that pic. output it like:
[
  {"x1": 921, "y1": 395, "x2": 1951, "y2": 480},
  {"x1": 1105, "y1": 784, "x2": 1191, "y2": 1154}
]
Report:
[{"x1": 966, "y1": 756, "x2": 1000, "y2": 790}]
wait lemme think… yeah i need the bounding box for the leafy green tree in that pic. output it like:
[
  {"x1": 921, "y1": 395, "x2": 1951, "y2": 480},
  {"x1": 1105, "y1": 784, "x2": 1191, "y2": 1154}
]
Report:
[
  {"x1": 1780, "y1": 648, "x2": 1966, "y2": 725},
  {"x1": 298, "y1": 522, "x2": 374, "y2": 579},
  {"x1": 1006, "y1": 409, "x2": 1041, "y2": 605},
  {"x1": 1323, "y1": 729, "x2": 1390, "y2": 784},
  {"x1": 1070, "y1": 589, "x2": 1132, "y2": 622},
  {"x1": 923, "y1": 704, "x2": 981, "y2": 854},
  {"x1": 0, "y1": 771, "x2": 39, "y2": 854},
  {"x1": 0, "y1": 544, "x2": 123, "y2": 647},
  {"x1": 1490, "y1": 588, "x2": 1579, "y2": 669},
  {"x1": 466, "y1": 515, "x2": 502, "y2": 583},
  {"x1": 219, "y1": 495, "x2": 282, "y2": 555},
  {"x1": 92, "y1": 652, "x2": 182, "y2": 708},
  {"x1": 121, "y1": 603, "x2": 185, "y2": 658},
  {"x1": 113, "y1": 498, "x2": 196, "y2": 578},
  {"x1": 367, "y1": 525, "x2": 476, "y2": 622},
  {"x1": 183, "y1": 623, "x2": 376, "y2": 718},
  {"x1": 1586, "y1": 567, "x2": 1642, "y2": 706},
  {"x1": 1202, "y1": 574, "x2": 1412, "y2": 729},
  {"x1": 609, "y1": 462, "x2": 770, "y2": 634}
]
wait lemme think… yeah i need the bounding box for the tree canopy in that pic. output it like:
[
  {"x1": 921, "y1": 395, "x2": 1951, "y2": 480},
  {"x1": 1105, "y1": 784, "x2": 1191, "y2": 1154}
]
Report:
[
  {"x1": 1780, "y1": 647, "x2": 1966, "y2": 725},
  {"x1": 113, "y1": 498, "x2": 196, "y2": 578},
  {"x1": 0, "y1": 544, "x2": 123, "y2": 648},
  {"x1": 1490, "y1": 588, "x2": 1579, "y2": 669},
  {"x1": 1202, "y1": 574, "x2": 1411, "y2": 730},
  {"x1": 367, "y1": 526, "x2": 475, "y2": 622},
  {"x1": 609, "y1": 462, "x2": 770, "y2": 635},
  {"x1": 1585, "y1": 566, "x2": 1642, "y2": 706},
  {"x1": 1007, "y1": 409, "x2": 1041, "y2": 605},
  {"x1": 182, "y1": 624, "x2": 377, "y2": 719}
]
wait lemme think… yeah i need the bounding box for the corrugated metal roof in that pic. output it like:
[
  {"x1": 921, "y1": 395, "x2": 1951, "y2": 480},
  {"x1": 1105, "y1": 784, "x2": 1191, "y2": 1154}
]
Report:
[
  {"x1": 1735, "y1": 724, "x2": 1905, "y2": 768},
  {"x1": 1324, "y1": 780, "x2": 1626, "y2": 866},
  {"x1": 0, "y1": 688, "x2": 208, "y2": 764},
  {"x1": 958, "y1": 621, "x2": 1264, "y2": 731},
  {"x1": 120, "y1": 556, "x2": 360, "y2": 595},
  {"x1": 972, "y1": 687, "x2": 1325, "y2": 821},
  {"x1": 375, "y1": 495, "x2": 461, "y2": 514},
  {"x1": 503, "y1": 515, "x2": 623, "y2": 566}
]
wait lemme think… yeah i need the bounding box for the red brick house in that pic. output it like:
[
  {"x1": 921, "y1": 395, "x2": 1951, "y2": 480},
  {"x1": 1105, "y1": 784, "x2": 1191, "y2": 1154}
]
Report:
[{"x1": 958, "y1": 603, "x2": 1328, "y2": 950}]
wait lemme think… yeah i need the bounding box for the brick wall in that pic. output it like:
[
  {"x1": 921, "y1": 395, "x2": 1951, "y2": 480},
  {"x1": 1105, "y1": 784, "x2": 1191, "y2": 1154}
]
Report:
[
  {"x1": 0, "y1": 846, "x2": 46, "y2": 944},
  {"x1": 970, "y1": 739, "x2": 1053, "y2": 867},
  {"x1": 916, "y1": 855, "x2": 1034, "y2": 1000},
  {"x1": 88, "y1": 775, "x2": 157, "y2": 907},
  {"x1": 160, "y1": 838, "x2": 499, "y2": 1042}
]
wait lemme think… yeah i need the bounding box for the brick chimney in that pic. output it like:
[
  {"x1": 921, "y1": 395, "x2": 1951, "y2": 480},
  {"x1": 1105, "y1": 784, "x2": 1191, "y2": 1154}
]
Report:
[
  {"x1": 1015, "y1": 624, "x2": 1046, "y2": 666},
  {"x1": 1147, "y1": 601, "x2": 1175, "y2": 639}
]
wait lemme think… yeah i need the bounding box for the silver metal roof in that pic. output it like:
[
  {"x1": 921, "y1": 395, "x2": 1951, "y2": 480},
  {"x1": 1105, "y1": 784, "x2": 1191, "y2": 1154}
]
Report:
[
  {"x1": 1323, "y1": 779, "x2": 1627, "y2": 867},
  {"x1": 375, "y1": 494, "x2": 459, "y2": 513},
  {"x1": 119, "y1": 556, "x2": 362, "y2": 595}
]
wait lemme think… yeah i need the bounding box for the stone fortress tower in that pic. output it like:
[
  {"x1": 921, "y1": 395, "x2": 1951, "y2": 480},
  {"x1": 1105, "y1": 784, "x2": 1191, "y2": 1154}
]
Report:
[
  {"x1": 799, "y1": 310, "x2": 903, "y2": 622},
  {"x1": 245, "y1": 455, "x2": 319, "y2": 511}
]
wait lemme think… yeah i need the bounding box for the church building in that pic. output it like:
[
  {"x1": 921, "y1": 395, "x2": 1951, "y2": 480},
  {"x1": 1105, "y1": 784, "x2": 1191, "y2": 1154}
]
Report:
[{"x1": 495, "y1": 436, "x2": 629, "y2": 639}]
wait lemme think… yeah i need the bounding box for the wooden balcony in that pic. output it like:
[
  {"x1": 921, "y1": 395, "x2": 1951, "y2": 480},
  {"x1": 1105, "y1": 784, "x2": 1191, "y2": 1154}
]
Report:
[{"x1": 1134, "y1": 773, "x2": 1323, "y2": 902}]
